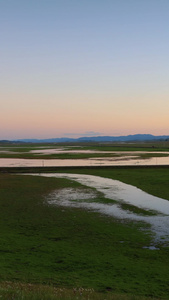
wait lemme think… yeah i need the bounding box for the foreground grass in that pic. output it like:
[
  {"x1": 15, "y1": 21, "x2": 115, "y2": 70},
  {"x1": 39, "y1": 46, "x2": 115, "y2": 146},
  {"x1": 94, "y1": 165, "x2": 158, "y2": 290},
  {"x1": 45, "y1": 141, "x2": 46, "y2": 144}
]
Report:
[
  {"x1": 0, "y1": 282, "x2": 162, "y2": 300},
  {"x1": 0, "y1": 168, "x2": 169, "y2": 298}
]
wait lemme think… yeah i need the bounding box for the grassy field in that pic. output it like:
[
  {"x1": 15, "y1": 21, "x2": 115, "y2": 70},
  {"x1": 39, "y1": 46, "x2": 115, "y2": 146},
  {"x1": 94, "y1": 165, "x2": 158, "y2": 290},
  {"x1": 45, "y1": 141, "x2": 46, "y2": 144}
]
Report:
[{"x1": 0, "y1": 166, "x2": 169, "y2": 299}]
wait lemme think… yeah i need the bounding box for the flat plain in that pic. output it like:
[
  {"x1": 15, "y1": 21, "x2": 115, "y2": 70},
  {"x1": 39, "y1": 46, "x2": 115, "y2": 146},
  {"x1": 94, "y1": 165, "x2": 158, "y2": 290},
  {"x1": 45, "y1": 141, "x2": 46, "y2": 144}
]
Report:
[{"x1": 0, "y1": 141, "x2": 169, "y2": 299}]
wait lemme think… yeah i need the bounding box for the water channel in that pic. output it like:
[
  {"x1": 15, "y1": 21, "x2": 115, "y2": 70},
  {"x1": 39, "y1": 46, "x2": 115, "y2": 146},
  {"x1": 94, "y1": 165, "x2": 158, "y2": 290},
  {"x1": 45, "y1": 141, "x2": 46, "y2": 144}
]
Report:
[
  {"x1": 28, "y1": 173, "x2": 169, "y2": 246},
  {"x1": 1, "y1": 155, "x2": 169, "y2": 167}
]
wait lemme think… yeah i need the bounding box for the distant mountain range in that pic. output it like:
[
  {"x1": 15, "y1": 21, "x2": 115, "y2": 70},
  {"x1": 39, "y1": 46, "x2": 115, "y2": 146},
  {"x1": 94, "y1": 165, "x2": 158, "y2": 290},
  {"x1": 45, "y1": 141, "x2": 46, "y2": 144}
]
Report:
[{"x1": 4, "y1": 134, "x2": 169, "y2": 143}]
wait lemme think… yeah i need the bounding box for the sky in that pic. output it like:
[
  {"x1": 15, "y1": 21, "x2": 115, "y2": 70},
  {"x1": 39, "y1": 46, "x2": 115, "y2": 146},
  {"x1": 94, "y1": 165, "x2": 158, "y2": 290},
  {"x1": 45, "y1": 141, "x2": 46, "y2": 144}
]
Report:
[{"x1": 1, "y1": 0, "x2": 169, "y2": 139}]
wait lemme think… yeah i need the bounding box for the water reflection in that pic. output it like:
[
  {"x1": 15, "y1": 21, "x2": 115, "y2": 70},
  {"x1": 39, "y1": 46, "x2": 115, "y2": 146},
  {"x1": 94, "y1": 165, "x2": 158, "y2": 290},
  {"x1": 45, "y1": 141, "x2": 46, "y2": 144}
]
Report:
[
  {"x1": 29, "y1": 148, "x2": 169, "y2": 156},
  {"x1": 30, "y1": 148, "x2": 116, "y2": 154},
  {"x1": 28, "y1": 173, "x2": 169, "y2": 245},
  {"x1": 1, "y1": 155, "x2": 169, "y2": 167}
]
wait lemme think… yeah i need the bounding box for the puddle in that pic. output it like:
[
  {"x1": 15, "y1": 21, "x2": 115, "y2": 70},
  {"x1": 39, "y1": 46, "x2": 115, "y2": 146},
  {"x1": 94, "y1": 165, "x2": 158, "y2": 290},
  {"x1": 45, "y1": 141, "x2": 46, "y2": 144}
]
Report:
[
  {"x1": 143, "y1": 246, "x2": 160, "y2": 250},
  {"x1": 47, "y1": 188, "x2": 98, "y2": 206},
  {"x1": 27, "y1": 173, "x2": 169, "y2": 245}
]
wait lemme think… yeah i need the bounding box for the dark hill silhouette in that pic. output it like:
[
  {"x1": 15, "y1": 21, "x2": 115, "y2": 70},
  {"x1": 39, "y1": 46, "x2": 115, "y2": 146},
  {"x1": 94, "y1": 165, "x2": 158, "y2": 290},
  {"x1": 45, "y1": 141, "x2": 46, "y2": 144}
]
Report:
[{"x1": 7, "y1": 134, "x2": 169, "y2": 143}]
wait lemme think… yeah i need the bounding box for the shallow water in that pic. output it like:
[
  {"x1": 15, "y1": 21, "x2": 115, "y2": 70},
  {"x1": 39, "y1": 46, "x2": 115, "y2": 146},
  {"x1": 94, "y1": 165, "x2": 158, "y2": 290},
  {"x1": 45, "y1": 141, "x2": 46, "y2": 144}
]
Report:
[
  {"x1": 28, "y1": 173, "x2": 169, "y2": 245},
  {"x1": 1, "y1": 154, "x2": 169, "y2": 167},
  {"x1": 30, "y1": 148, "x2": 116, "y2": 154}
]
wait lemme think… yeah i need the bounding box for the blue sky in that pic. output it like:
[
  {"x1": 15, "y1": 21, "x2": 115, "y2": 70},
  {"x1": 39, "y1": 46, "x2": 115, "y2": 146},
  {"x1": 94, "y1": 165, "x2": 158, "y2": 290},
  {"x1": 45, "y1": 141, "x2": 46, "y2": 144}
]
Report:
[{"x1": 1, "y1": 0, "x2": 169, "y2": 139}]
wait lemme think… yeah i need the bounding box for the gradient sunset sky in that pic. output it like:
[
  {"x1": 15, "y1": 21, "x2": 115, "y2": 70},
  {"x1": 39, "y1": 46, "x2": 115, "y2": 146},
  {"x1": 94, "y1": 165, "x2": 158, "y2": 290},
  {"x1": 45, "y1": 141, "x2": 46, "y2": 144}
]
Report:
[{"x1": 1, "y1": 0, "x2": 169, "y2": 139}]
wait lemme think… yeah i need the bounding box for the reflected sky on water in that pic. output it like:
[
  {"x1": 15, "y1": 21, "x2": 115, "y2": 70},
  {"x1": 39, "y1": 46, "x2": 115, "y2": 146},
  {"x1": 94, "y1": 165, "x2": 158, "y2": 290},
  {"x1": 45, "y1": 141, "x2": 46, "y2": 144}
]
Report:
[
  {"x1": 28, "y1": 173, "x2": 169, "y2": 245},
  {"x1": 0, "y1": 155, "x2": 169, "y2": 167}
]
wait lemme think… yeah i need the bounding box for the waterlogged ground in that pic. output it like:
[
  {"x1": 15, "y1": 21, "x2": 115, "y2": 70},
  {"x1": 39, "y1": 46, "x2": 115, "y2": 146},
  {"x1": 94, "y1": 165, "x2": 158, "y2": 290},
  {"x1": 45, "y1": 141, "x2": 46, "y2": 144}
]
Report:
[
  {"x1": 28, "y1": 173, "x2": 169, "y2": 246},
  {"x1": 1, "y1": 145, "x2": 169, "y2": 166}
]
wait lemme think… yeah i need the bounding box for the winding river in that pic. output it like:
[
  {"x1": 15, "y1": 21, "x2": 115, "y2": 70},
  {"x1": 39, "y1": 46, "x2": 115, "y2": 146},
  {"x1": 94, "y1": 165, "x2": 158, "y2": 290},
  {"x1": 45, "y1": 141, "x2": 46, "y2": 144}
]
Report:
[{"x1": 28, "y1": 173, "x2": 169, "y2": 246}]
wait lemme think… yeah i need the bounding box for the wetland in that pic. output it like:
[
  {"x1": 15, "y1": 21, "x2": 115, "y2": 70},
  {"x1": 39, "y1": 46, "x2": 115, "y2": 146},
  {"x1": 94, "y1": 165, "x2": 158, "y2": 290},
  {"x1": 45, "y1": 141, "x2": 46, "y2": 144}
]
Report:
[
  {"x1": 29, "y1": 172, "x2": 169, "y2": 245},
  {"x1": 1, "y1": 142, "x2": 169, "y2": 299},
  {"x1": 0, "y1": 144, "x2": 169, "y2": 167}
]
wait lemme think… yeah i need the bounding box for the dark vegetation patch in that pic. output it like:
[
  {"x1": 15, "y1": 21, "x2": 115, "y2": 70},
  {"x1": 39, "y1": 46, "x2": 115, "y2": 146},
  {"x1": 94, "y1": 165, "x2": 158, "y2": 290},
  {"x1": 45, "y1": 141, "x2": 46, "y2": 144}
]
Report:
[{"x1": 119, "y1": 203, "x2": 157, "y2": 216}]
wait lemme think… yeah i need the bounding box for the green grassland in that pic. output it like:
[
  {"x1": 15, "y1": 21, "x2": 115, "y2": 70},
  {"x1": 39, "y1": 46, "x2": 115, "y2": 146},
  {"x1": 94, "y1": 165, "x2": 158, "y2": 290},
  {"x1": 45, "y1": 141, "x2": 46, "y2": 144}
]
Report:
[{"x1": 0, "y1": 166, "x2": 169, "y2": 299}]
